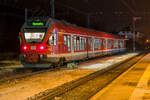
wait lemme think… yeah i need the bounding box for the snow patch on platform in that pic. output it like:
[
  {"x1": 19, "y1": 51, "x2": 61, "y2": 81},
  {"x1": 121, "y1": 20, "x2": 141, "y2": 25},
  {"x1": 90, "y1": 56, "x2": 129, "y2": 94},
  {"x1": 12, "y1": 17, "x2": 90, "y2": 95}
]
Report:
[{"x1": 81, "y1": 53, "x2": 138, "y2": 70}]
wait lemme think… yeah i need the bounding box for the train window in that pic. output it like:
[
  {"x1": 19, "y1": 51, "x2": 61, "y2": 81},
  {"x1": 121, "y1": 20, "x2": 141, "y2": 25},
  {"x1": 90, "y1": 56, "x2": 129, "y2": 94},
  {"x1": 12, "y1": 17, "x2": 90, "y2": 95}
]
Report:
[
  {"x1": 117, "y1": 40, "x2": 119, "y2": 48},
  {"x1": 54, "y1": 34, "x2": 57, "y2": 46},
  {"x1": 103, "y1": 40, "x2": 106, "y2": 48},
  {"x1": 107, "y1": 39, "x2": 112, "y2": 48},
  {"x1": 113, "y1": 40, "x2": 119, "y2": 48},
  {"x1": 82, "y1": 37, "x2": 85, "y2": 50},
  {"x1": 77, "y1": 37, "x2": 80, "y2": 50},
  {"x1": 80, "y1": 37, "x2": 86, "y2": 50},
  {"x1": 49, "y1": 33, "x2": 57, "y2": 46},
  {"x1": 99, "y1": 39, "x2": 102, "y2": 49},
  {"x1": 113, "y1": 40, "x2": 116, "y2": 48},
  {"x1": 80, "y1": 37, "x2": 82, "y2": 50},
  {"x1": 94, "y1": 39, "x2": 98, "y2": 50},
  {"x1": 49, "y1": 34, "x2": 54, "y2": 46},
  {"x1": 88, "y1": 37, "x2": 93, "y2": 49},
  {"x1": 74, "y1": 37, "x2": 77, "y2": 50},
  {"x1": 94, "y1": 39, "x2": 101, "y2": 50},
  {"x1": 122, "y1": 40, "x2": 124, "y2": 48},
  {"x1": 84, "y1": 37, "x2": 86, "y2": 48},
  {"x1": 24, "y1": 28, "x2": 46, "y2": 43},
  {"x1": 67, "y1": 36, "x2": 71, "y2": 51},
  {"x1": 64, "y1": 36, "x2": 67, "y2": 45},
  {"x1": 120, "y1": 40, "x2": 124, "y2": 48}
]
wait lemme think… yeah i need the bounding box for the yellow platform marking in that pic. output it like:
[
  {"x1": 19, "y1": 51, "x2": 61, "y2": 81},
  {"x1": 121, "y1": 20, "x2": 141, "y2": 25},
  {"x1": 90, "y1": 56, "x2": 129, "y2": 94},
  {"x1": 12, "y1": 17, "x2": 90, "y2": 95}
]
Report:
[{"x1": 129, "y1": 56, "x2": 150, "y2": 100}]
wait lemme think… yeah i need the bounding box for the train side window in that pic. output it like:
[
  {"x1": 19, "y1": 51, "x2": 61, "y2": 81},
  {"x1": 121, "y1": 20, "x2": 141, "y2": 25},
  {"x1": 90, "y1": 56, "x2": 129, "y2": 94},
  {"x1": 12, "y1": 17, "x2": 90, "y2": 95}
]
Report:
[
  {"x1": 120, "y1": 40, "x2": 124, "y2": 48},
  {"x1": 84, "y1": 37, "x2": 86, "y2": 48},
  {"x1": 103, "y1": 40, "x2": 106, "y2": 48},
  {"x1": 113, "y1": 40, "x2": 116, "y2": 48},
  {"x1": 54, "y1": 34, "x2": 57, "y2": 46},
  {"x1": 64, "y1": 35, "x2": 67, "y2": 45},
  {"x1": 122, "y1": 40, "x2": 124, "y2": 48},
  {"x1": 80, "y1": 37, "x2": 84, "y2": 50},
  {"x1": 77, "y1": 37, "x2": 80, "y2": 50},
  {"x1": 94, "y1": 39, "x2": 101, "y2": 50},
  {"x1": 117, "y1": 40, "x2": 119, "y2": 48},
  {"x1": 48, "y1": 32, "x2": 57, "y2": 46},
  {"x1": 94, "y1": 39, "x2": 98, "y2": 50},
  {"x1": 88, "y1": 37, "x2": 93, "y2": 49},
  {"x1": 113, "y1": 40, "x2": 118, "y2": 48},
  {"x1": 67, "y1": 36, "x2": 71, "y2": 51},
  {"x1": 49, "y1": 34, "x2": 54, "y2": 46},
  {"x1": 80, "y1": 37, "x2": 82, "y2": 50},
  {"x1": 99, "y1": 39, "x2": 102, "y2": 48},
  {"x1": 82, "y1": 37, "x2": 85, "y2": 50},
  {"x1": 107, "y1": 39, "x2": 112, "y2": 48},
  {"x1": 74, "y1": 37, "x2": 77, "y2": 51}
]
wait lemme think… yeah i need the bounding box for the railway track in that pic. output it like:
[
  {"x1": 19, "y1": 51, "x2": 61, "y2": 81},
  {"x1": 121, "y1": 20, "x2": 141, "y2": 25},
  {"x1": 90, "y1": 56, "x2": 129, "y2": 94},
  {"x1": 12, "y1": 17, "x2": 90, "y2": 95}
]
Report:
[
  {"x1": 26, "y1": 52, "x2": 146, "y2": 100},
  {"x1": 0, "y1": 67, "x2": 60, "y2": 85}
]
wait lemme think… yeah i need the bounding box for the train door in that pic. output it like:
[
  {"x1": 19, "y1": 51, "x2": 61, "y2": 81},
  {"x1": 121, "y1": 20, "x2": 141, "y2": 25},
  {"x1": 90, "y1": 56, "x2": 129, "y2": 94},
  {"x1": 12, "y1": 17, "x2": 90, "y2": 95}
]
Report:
[{"x1": 64, "y1": 35, "x2": 71, "y2": 53}]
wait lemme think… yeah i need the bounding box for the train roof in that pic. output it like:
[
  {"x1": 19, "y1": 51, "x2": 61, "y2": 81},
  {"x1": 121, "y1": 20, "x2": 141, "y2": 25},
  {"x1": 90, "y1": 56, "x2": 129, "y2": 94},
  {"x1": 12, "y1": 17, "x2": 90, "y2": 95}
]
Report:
[
  {"x1": 48, "y1": 18, "x2": 124, "y2": 39},
  {"x1": 23, "y1": 17, "x2": 124, "y2": 39}
]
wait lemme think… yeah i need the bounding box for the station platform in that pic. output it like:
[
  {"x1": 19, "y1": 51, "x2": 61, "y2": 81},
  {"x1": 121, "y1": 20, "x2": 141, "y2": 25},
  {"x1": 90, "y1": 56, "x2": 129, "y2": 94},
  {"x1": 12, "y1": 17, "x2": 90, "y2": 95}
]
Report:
[{"x1": 90, "y1": 53, "x2": 150, "y2": 100}]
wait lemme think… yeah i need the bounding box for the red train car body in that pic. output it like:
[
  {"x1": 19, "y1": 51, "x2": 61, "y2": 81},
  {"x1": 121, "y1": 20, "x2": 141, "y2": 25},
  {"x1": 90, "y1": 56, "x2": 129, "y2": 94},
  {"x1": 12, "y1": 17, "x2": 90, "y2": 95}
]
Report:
[{"x1": 19, "y1": 17, "x2": 126, "y2": 64}]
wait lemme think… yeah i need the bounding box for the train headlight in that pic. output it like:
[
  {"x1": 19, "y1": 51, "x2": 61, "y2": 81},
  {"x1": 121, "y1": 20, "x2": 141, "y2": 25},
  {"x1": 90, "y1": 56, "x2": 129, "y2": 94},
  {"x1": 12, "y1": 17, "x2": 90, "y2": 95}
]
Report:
[
  {"x1": 38, "y1": 45, "x2": 45, "y2": 51},
  {"x1": 40, "y1": 46, "x2": 44, "y2": 50},
  {"x1": 22, "y1": 45, "x2": 28, "y2": 51}
]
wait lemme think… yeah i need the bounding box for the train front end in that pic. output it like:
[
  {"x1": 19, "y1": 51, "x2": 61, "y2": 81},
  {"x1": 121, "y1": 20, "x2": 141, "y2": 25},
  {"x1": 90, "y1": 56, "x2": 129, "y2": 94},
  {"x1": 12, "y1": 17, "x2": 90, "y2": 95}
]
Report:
[{"x1": 19, "y1": 18, "x2": 50, "y2": 64}]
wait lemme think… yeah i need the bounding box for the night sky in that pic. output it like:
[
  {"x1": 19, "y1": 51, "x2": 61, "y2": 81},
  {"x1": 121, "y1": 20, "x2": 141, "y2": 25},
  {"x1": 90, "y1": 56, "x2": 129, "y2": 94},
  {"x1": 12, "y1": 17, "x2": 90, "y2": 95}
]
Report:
[{"x1": 0, "y1": 0, "x2": 150, "y2": 52}]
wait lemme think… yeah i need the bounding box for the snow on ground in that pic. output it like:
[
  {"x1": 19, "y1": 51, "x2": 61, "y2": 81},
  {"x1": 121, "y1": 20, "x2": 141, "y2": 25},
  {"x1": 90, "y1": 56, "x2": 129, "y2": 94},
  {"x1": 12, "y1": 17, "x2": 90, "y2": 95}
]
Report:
[{"x1": 81, "y1": 53, "x2": 138, "y2": 70}]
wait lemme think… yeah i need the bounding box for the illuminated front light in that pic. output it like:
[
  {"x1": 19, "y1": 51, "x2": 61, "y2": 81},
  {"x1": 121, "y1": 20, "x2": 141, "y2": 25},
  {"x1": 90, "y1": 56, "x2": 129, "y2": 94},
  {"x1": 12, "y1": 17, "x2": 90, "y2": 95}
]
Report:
[
  {"x1": 23, "y1": 45, "x2": 28, "y2": 50},
  {"x1": 39, "y1": 45, "x2": 45, "y2": 50}
]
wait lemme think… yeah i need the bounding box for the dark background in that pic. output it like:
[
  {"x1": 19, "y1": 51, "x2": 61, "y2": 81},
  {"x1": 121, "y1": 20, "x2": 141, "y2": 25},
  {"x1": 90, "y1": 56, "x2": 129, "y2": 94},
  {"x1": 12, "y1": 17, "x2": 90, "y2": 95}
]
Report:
[{"x1": 0, "y1": 0, "x2": 150, "y2": 52}]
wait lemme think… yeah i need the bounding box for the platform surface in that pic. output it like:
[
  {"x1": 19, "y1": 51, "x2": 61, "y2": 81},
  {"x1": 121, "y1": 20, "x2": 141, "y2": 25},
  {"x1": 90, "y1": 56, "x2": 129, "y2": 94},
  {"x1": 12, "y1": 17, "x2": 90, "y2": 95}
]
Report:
[{"x1": 90, "y1": 53, "x2": 150, "y2": 100}]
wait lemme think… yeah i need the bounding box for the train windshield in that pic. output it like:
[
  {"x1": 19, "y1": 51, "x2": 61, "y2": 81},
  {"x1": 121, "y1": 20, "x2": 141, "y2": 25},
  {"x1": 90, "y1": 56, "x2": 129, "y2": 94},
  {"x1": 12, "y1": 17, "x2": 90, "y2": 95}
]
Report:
[{"x1": 24, "y1": 28, "x2": 46, "y2": 43}]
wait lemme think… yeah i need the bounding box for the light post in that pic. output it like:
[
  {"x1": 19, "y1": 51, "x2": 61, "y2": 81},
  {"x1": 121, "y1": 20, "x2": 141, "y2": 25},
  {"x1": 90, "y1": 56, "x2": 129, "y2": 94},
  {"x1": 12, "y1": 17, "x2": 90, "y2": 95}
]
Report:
[
  {"x1": 132, "y1": 17, "x2": 141, "y2": 52},
  {"x1": 133, "y1": 17, "x2": 136, "y2": 52}
]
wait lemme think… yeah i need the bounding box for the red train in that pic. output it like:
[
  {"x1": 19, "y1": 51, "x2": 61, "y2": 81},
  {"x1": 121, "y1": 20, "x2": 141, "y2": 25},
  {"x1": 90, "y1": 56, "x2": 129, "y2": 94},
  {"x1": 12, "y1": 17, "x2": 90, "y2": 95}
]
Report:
[{"x1": 19, "y1": 17, "x2": 126, "y2": 64}]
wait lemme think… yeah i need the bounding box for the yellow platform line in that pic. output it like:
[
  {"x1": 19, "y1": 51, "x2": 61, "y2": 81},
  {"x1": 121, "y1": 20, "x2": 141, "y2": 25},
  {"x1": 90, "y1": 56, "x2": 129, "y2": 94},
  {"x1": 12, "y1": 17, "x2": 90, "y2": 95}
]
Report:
[{"x1": 129, "y1": 57, "x2": 150, "y2": 100}]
